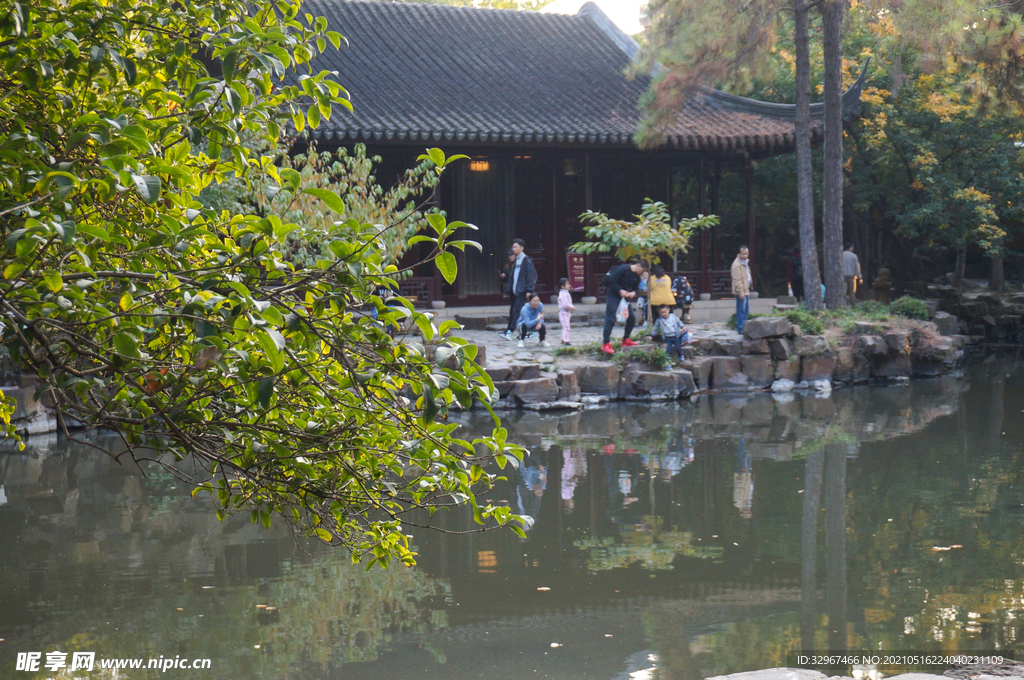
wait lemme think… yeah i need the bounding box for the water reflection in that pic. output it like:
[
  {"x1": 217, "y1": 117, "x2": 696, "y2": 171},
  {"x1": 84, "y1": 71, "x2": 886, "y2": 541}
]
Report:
[{"x1": 1, "y1": 359, "x2": 1022, "y2": 679}]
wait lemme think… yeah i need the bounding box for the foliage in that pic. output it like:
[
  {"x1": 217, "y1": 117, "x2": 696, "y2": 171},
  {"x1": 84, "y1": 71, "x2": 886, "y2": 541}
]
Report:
[
  {"x1": 0, "y1": 0, "x2": 525, "y2": 564},
  {"x1": 846, "y1": 55, "x2": 1024, "y2": 262},
  {"x1": 633, "y1": 0, "x2": 783, "y2": 145},
  {"x1": 201, "y1": 142, "x2": 441, "y2": 269},
  {"x1": 570, "y1": 200, "x2": 717, "y2": 263},
  {"x1": 783, "y1": 307, "x2": 825, "y2": 336},
  {"x1": 725, "y1": 312, "x2": 765, "y2": 331},
  {"x1": 888, "y1": 296, "x2": 930, "y2": 321}
]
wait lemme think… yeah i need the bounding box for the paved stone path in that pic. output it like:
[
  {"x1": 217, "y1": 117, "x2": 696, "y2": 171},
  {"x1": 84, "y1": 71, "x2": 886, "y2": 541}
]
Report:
[{"x1": 447, "y1": 320, "x2": 744, "y2": 366}]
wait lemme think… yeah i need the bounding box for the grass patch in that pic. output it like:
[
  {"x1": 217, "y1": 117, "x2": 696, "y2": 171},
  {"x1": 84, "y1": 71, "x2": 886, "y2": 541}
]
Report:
[
  {"x1": 552, "y1": 340, "x2": 677, "y2": 369},
  {"x1": 725, "y1": 312, "x2": 765, "y2": 330},
  {"x1": 756, "y1": 297, "x2": 932, "y2": 337}
]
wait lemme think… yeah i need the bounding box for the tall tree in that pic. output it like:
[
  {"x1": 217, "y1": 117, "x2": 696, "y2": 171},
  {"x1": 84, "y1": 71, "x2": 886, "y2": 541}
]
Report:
[
  {"x1": 821, "y1": 0, "x2": 847, "y2": 308},
  {"x1": 635, "y1": 0, "x2": 829, "y2": 308},
  {"x1": 794, "y1": 0, "x2": 824, "y2": 311},
  {"x1": 0, "y1": 0, "x2": 526, "y2": 564}
]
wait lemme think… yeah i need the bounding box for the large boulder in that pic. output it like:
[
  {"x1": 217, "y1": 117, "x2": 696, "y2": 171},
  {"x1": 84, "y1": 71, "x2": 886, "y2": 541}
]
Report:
[
  {"x1": 621, "y1": 371, "x2": 679, "y2": 400},
  {"x1": 692, "y1": 356, "x2": 715, "y2": 390},
  {"x1": 775, "y1": 356, "x2": 801, "y2": 381},
  {"x1": 883, "y1": 331, "x2": 911, "y2": 354},
  {"x1": 577, "y1": 364, "x2": 620, "y2": 396},
  {"x1": 670, "y1": 369, "x2": 697, "y2": 397},
  {"x1": 556, "y1": 369, "x2": 581, "y2": 402},
  {"x1": 768, "y1": 337, "x2": 794, "y2": 360},
  {"x1": 509, "y1": 363, "x2": 543, "y2": 380},
  {"x1": 801, "y1": 353, "x2": 837, "y2": 382},
  {"x1": 741, "y1": 355, "x2": 774, "y2": 388},
  {"x1": 873, "y1": 353, "x2": 911, "y2": 378},
  {"x1": 911, "y1": 336, "x2": 962, "y2": 376},
  {"x1": 833, "y1": 347, "x2": 855, "y2": 383},
  {"x1": 511, "y1": 377, "x2": 559, "y2": 405},
  {"x1": 711, "y1": 338, "x2": 744, "y2": 357},
  {"x1": 794, "y1": 335, "x2": 829, "y2": 356},
  {"x1": 743, "y1": 316, "x2": 793, "y2": 340},
  {"x1": 742, "y1": 339, "x2": 770, "y2": 355},
  {"x1": 855, "y1": 335, "x2": 889, "y2": 357},
  {"x1": 932, "y1": 311, "x2": 960, "y2": 336},
  {"x1": 485, "y1": 364, "x2": 511, "y2": 382},
  {"x1": 709, "y1": 356, "x2": 741, "y2": 388},
  {"x1": 491, "y1": 381, "x2": 516, "y2": 398}
]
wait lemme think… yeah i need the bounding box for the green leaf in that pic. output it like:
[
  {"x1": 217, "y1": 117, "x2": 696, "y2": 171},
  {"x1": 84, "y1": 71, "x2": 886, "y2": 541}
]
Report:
[
  {"x1": 42, "y1": 272, "x2": 63, "y2": 293},
  {"x1": 314, "y1": 528, "x2": 333, "y2": 542},
  {"x1": 221, "y1": 50, "x2": 237, "y2": 82},
  {"x1": 304, "y1": 188, "x2": 345, "y2": 215},
  {"x1": 258, "y1": 330, "x2": 285, "y2": 372},
  {"x1": 131, "y1": 175, "x2": 161, "y2": 204},
  {"x1": 257, "y1": 376, "x2": 275, "y2": 408},
  {"x1": 4, "y1": 263, "x2": 25, "y2": 280},
  {"x1": 112, "y1": 332, "x2": 139, "y2": 358},
  {"x1": 436, "y1": 251, "x2": 457, "y2": 284}
]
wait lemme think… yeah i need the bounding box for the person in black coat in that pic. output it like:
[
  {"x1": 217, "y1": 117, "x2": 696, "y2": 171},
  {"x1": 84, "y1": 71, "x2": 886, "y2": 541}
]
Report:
[
  {"x1": 499, "y1": 238, "x2": 538, "y2": 339},
  {"x1": 601, "y1": 258, "x2": 648, "y2": 354}
]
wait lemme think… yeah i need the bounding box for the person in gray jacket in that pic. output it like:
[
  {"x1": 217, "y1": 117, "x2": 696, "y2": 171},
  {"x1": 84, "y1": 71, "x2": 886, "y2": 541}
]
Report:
[
  {"x1": 499, "y1": 239, "x2": 537, "y2": 340},
  {"x1": 842, "y1": 243, "x2": 863, "y2": 307}
]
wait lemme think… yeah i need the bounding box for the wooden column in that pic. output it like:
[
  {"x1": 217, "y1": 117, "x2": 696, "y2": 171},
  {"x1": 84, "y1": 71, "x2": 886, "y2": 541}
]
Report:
[
  {"x1": 583, "y1": 154, "x2": 595, "y2": 297},
  {"x1": 698, "y1": 158, "x2": 709, "y2": 294},
  {"x1": 746, "y1": 162, "x2": 756, "y2": 285}
]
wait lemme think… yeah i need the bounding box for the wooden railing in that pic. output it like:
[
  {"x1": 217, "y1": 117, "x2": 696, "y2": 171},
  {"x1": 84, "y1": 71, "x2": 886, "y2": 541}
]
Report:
[{"x1": 396, "y1": 276, "x2": 440, "y2": 308}]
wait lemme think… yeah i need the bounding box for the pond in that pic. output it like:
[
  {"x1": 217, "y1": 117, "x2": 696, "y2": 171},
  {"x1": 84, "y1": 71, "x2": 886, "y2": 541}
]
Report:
[{"x1": 1, "y1": 354, "x2": 1023, "y2": 679}]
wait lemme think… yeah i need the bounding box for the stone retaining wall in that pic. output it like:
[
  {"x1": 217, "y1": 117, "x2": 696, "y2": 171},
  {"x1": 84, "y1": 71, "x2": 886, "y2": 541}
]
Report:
[{"x1": 475, "y1": 315, "x2": 965, "y2": 411}]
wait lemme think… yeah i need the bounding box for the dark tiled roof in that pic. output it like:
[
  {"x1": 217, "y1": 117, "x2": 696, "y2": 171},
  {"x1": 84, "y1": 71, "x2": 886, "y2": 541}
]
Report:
[{"x1": 301, "y1": 0, "x2": 860, "y2": 152}]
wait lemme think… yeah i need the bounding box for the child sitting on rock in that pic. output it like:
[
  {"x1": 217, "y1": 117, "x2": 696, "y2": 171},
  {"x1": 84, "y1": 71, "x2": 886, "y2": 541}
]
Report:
[{"x1": 652, "y1": 305, "x2": 691, "y2": 360}]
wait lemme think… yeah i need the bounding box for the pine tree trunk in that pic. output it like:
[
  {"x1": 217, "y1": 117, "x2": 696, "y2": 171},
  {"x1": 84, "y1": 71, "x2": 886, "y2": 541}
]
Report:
[
  {"x1": 821, "y1": 0, "x2": 846, "y2": 309},
  {"x1": 990, "y1": 250, "x2": 1005, "y2": 292},
  {"x1": 795, "y1": 0, "x2": 823, "y2": 311}
]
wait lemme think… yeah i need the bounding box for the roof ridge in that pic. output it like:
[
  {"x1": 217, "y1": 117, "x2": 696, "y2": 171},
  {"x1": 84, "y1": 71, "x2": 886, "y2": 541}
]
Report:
[{"x1": 311, "y1": 0, "x2": 589, "y2": 20}]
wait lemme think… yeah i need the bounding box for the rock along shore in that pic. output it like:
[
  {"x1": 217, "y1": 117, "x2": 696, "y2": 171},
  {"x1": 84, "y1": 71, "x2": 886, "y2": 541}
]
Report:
[{"x1": 430, "y1": 314, "x2": 969, "y2": 412}]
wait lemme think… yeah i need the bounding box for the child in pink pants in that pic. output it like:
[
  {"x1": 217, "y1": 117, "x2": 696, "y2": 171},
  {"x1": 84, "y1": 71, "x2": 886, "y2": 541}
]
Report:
[{"x1": 557, "y1": 278, "x2": 575, "y2": 345}]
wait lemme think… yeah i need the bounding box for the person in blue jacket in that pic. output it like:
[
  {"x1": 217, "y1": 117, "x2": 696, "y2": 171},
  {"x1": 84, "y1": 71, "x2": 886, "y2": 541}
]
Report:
[{"x1": 517, "y1": 294, "x2": 550, "y2": 348}]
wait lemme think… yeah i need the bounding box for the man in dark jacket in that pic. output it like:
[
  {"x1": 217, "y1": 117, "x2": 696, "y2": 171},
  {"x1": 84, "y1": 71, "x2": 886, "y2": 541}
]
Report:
[
  {"x1": 601, "y1": 259, "x2": 649, "y2": 354},
  {"x1": 499, "y1": 238, "x2": 538, "y2": 339}
]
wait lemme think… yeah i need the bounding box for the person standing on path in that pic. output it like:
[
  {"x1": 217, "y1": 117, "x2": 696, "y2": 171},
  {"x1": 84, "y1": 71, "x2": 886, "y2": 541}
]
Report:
[
  {"x1": 647, "y1": 265, "x2": 675, "y2": 331},
  {"x1": 499, "y1": 239, "x2": 537, "y2": 340},
  {"x1": 731, "y1": 245, "x2": 753, "y2": 334},
  {"x1": 557, "y1": 277, "x2": 575, "y2": 346},
  {"x1": 842, "y1": 242, "x2": 862, "y2": 307},
  {"x1": 601, "y1": 259, "x2": 649, "y2": 355}
]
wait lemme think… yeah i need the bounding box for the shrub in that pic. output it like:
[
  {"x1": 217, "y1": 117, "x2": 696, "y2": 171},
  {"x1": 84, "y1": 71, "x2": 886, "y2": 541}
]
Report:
[
  {"x1": 783, "y1": 307, "x2": 825, "y2": 335},
  {"x1": 725, "y1": 312, "x2": 764, "y2": 330},
  {"x1": 889, "y1": 296, "x2": 930, "y2": 320}
]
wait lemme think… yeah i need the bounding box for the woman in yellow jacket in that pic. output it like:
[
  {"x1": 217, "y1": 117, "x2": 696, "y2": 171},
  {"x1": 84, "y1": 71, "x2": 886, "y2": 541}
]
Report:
[{"x1": 647, "y1": 265, "x2": 675, "y2": 327}]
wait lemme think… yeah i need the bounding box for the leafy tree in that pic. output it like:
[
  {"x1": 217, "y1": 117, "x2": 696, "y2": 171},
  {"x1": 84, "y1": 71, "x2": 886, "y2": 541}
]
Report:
[
  {"x1": 0, "y1": 0, "x2": 526, "y2": 564},
  {"x1": 636, "y1": 0, "x2": 825, "y2": 309},
  {"x1": 201, "y1": 141, "x2": 441, "y2": 268},
  {"x1": 569, "y1": 200, "x2": 717, "y2": 264}
]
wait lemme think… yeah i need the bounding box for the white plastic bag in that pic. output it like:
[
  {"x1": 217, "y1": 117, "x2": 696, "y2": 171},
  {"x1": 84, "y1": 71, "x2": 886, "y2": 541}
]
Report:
[{"x1": 616, "y1": 298, "x2": 630, "y2": 324}]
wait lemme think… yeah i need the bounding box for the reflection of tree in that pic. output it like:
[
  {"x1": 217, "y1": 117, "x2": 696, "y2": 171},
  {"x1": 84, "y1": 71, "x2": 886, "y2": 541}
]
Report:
[
  {"x1": 574, "y1": 517, "x2": 723, "y2": 572},
  {"x1": 0, "y1": 448, "x2": 451, "y2": 677}
]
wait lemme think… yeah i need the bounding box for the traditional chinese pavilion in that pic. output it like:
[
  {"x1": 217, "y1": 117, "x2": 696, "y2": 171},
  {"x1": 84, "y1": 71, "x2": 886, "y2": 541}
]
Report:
[{"x1": 302, "y1": 0, "x2": 865, "y2": 305}]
